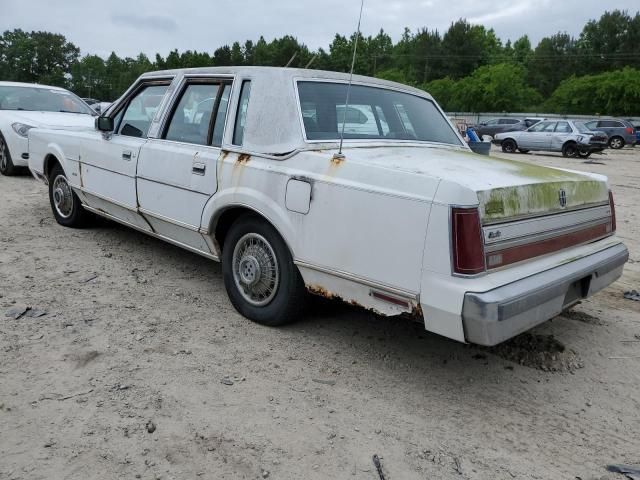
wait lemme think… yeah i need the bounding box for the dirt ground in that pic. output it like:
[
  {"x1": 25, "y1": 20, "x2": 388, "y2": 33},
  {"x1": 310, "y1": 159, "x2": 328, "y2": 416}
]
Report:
[{"x1": 1, "y1": 146, "x2": 639, "y2": 480}]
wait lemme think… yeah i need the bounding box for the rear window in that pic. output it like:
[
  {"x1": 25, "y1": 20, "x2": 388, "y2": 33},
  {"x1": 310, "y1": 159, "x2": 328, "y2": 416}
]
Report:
[{"x1": 297, "y1": 81, "x2": 462, "y2": 146}]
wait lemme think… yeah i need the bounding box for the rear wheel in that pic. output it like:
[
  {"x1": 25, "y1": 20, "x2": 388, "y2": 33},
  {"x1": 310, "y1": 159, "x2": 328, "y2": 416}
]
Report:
[
  {"x1": 609, "y1": 136, "x2": 624, "y2": 149},
  {"x1": 48, "y1": 163, "x2": 91, "y2": 228},
  {"x1": 0, "y1": 132, "x2": 18, "y2": 176},
  {"x1": 501, "y1": 139, "x2": 517, "y2": 153},
  {"x1": 562, "y1": 142, "x2": 578, "y2": 158},
  {"x1": 221, "y1": 214, "x2": 306, "y2": 326}
]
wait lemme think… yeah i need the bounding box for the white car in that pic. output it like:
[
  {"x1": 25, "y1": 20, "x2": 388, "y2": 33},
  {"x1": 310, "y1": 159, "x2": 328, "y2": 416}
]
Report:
[
  {"x1": 0, "y1": 82, "x2": 97, "y2": 176},
  {"x1": 27, "y1": 67, "x2": 628, "y2": 346}
]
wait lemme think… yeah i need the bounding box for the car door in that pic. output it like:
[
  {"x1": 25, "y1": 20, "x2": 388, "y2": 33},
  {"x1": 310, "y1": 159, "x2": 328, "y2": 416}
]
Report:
[
  {"x1": 136, "y1": 77, "x2": 232, "y2": 253},
  {"x1": 79, "y1": 80, "x2": 172, "y2": 230},
  {"x1": 522, "y1": 121, "x2": 556, "y2": 149},
  {"x1": 550, "y1": 121, "x2": 573, "y2": 151}
]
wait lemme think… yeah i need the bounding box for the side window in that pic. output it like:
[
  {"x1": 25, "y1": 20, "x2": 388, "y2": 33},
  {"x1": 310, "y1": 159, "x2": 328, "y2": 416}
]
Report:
[
  {"x1": 585, "y1": 121, "x2": 597, "y2": 129},
  {"x1": 165, "y1": 83, "x2": 220, "y2": 145},
  {"x1": 211, "y1": 84, "x2": 231, "y2": 147},
  {"x1": 529, "y1": 121, "x2": 549, "y2": 132},
  {"x1": 543, "y1": 122, "x2": 557, "y2": 132},
  {"x1": 232, "y1": 80, "x2": 251, "y2": 146},
  {"x1": 555, "y1": 122, "x2": 572, "y2": 133},
  {"x1": 117, "y1": 84, "x2": 169, "y2": 138},
  {"x1": 485, "y1": 119, "x2": 499, "y2": 125}
]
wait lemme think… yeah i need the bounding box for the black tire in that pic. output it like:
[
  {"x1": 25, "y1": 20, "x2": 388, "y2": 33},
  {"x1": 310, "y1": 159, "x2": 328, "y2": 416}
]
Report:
[
  {"x1": 48, "y1": 163, "x2": 91, "y2": 228},
  {"x1": 0, "y1": 132, "x2": 18, "y2": 176},
  {"x1": 562, "y1": 142, "x2": 578, "y2": 158},
  {"x1": 578, "y1": 150, "x2": 592, "y2": 158},
  {"x1": 518, "y1": 149, "x2": 530, "y2": 154},
  {"x1": 501, "y1": 139, "x2": 517, "y2": 153},
  {"x1": 221, "y1": 214, "x2": 306, "y2": 326},
  {"x1": 608, "y1": 136, "x2": 625, "y2": 149}
]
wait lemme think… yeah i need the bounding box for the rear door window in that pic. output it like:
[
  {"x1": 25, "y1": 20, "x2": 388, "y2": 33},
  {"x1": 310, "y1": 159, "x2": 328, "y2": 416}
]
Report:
[{"x1": 555, "y1": 122, "x2": 572, "y2": 133}]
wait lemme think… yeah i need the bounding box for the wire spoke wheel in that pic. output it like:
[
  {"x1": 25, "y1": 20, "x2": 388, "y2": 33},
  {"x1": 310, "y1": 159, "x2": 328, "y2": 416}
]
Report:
[
  {"x1": 52, "y1": 174, "x2": 74, "y2": 219},
  {"x1": 232, "y1": 233, "x2": 280, "y2": 307}
]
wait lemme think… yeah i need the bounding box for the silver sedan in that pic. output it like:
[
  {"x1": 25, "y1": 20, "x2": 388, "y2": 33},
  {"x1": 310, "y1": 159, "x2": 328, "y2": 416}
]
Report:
[{"x1": 494, "y1": 119, "x2": 608, "y2": 158}]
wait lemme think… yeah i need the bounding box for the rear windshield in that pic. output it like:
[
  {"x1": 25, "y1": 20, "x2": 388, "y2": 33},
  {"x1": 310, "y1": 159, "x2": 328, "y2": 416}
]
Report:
[{"x1": 297, "y1": 81, "x2": 462, "y2": 146}]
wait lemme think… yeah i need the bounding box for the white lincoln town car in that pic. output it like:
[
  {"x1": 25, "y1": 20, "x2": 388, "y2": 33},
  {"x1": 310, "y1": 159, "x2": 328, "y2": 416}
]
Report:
[{"x1": 27, "y1": 67, "x2": 628, "y2": 346}]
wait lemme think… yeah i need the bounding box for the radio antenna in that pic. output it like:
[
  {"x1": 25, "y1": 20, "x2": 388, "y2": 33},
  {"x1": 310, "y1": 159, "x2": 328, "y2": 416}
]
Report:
[{"x1": 335, "y1": 0, "x2": 364, "y2": 159}]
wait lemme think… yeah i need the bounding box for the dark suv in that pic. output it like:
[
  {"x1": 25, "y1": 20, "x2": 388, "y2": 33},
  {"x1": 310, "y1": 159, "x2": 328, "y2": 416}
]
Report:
[
  {"x1": 584, "y1": 119, "x2": 637, "y2": 149},
  {"x1": 472, "y1": 118, "x2": 523, "y2": 138}
]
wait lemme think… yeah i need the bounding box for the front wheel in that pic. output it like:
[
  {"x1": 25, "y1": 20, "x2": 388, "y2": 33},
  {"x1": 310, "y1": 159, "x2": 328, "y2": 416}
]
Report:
[
  {"x1": 578, "y1": 150, "x2": 592, "y2": 158},
  {"x1": 222, "y1": 214, "x2": 306, "y2": 326},
  {"x1": 501, "y1": 139, "x2": 517, "y2": 153},
  {"x1": 48, "y1": 163, "x2": 91, "y2": 228},
  {"x1": 0, "y1": 132, "x2": 18, "y2": 176}
]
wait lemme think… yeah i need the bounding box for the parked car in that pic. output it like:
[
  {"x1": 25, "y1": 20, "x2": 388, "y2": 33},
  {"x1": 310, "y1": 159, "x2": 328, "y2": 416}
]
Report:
[
  {"x1": 27, "y1": 67, "x2": 627, "y2": 346},
  {"x1": 81, "y1": 97, "x2": 100, "y2": 106},
  {"x1": 472, "y1": 117, "x2": 523, "y2": 138},
  {"x1": 626, "y1": 119, "x2": 640, "y2": 144},
  {"x1": 583, "y1": 118, "x2": 637, "y2": 149},
  {"x1": 0, "y1": 81, "x2": 97, "y2": 176},
  {"x1": 494, "y1": 119, "x2": 608, "y2": 158}
]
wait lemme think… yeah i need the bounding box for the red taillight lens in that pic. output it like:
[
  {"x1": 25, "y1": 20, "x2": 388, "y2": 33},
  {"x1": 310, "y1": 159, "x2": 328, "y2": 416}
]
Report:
[
  {"x1": 609, "y1": 190, "x2": 616, "y2": 232},
  {"x1": 451, "y1": 207, "x2": 485, "y2": 275},
  {"x1": 625, "y1": 127, "x2": 634, "y2": 134}
]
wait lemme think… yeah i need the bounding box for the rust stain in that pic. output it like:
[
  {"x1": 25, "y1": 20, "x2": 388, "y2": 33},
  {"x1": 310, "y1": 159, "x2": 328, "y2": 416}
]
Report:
[
  {"x1": 220, "y1": 150, "x2": 230, "y2": 161},
  {"x1": 330, "y1": 154, "x2": 344, "y2": 166},
  {"x1": 237, "y1": 153, "x2": 251, "y2": 164}
]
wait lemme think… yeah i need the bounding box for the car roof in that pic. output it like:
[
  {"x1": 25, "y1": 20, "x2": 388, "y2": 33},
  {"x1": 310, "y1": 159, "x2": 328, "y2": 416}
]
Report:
[
  {"x1": 140, "y1": 66, "x2": 431, "y2": 99},
  {"x1": 0, "y1": 81, "x2": 68, "y2": 91},
  {"x1": 134, "y1": 66, "x2": 447, "y2": 155}
]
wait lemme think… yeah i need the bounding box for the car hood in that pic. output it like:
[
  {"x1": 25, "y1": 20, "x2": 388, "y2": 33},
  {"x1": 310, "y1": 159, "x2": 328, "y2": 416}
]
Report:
[
  {"x1": 331, "y1": 145, "x2": 609, "y2": 223},
  {"x1": 5, "y1": 111, "x2": 96, "y2": 129}
]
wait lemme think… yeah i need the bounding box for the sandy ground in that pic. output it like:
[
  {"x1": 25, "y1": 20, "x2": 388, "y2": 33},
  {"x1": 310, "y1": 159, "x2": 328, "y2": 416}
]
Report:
[{"x1": 1, "y1": 146, "x2": 639, "y2": 480}]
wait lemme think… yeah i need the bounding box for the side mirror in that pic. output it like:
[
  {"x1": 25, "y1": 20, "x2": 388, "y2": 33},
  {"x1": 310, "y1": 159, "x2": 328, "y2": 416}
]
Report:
[{"x1": 96, "y1": 116, "x2": 114, "y2": 132}]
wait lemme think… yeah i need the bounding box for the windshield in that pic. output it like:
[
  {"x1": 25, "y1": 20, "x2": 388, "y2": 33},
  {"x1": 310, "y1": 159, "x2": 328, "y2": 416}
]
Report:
[
  {"x1": 0, "y1": 85, "x2": 95, "y2": 115},
  {"x1": 297, "y1": 81, "x2": 462, "y2": 146}
]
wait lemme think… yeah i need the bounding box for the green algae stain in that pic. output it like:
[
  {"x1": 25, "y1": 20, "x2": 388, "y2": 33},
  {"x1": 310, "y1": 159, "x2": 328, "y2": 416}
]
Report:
[{"x1": 479, "y1": 180, "x2": 608, "y2": 221}]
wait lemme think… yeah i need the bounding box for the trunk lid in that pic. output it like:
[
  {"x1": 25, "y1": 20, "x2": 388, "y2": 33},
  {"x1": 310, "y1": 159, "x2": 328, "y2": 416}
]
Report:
[{"x1": 336, "y1": 145, "x2": 609, "y2": 223}]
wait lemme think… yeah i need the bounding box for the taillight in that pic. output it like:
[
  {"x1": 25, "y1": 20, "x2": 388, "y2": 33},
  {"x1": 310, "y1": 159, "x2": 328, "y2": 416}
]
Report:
[
  {"x1": 451, "y1": 207, "x2": 485, "y2": 275},
  {"x1": 609, "y1": 190, "x2": 616, "y2": 232},
  {"x1": 625, "y1": 127, "x2": 634, "y2": 134}
]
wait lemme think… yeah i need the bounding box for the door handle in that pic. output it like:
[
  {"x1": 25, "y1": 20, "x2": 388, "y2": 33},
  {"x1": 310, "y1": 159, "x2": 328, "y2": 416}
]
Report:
[
  {"x1": 122, "y1": 150, "x2": 132, "y2": 161},
  {"x1": 192, "y1": 162, "x2": 206, "y2": 175}
]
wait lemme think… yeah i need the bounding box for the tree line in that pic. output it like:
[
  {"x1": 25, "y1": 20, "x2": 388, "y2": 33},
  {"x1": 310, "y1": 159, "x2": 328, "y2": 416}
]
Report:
[{"x1": 0, "y1": 9, "x2": 639, "y2": 115}]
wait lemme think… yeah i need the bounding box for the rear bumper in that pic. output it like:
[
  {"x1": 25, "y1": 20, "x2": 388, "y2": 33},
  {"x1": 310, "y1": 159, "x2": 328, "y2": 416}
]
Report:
[{"x1": 461, "y1": 242, "x2": 628, "y2": 346}]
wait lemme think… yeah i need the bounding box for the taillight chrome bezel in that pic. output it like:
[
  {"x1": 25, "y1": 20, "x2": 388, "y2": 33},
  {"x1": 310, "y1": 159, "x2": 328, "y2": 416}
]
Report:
[{"x1": 450, "y1": 206, "x2": 487, "y2": 277}]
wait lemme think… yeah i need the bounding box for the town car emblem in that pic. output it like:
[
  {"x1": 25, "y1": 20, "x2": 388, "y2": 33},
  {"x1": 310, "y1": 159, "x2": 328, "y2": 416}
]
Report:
[{"x1": 559, "y1": 189, "x2": 567, "y2": 208}]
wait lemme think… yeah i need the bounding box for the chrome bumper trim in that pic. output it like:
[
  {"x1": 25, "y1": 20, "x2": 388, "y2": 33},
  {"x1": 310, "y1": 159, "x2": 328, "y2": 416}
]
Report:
[{"x1": 462, "y1": 243, "x2": 628, "y2": 346}]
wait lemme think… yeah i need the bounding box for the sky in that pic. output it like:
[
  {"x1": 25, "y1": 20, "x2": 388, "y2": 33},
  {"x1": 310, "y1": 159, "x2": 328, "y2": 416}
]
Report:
[{"x1": 2, "y1": 0, "x2": 638, "y2": 59}]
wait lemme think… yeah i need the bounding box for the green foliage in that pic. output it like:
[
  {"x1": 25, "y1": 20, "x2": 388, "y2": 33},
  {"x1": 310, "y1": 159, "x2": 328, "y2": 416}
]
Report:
[
  {"x1": 545, "y1": 67, "x2": 640, "y2": 115},
  {"x1": 0, "y1": 9, "x2": 638, "y2": 113},
  {"x1": 424, "y1": 63, "x2": 542, "y2": 112}
]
